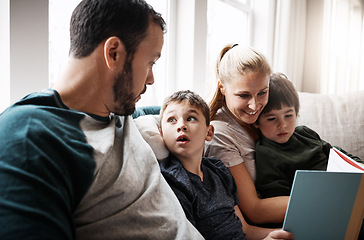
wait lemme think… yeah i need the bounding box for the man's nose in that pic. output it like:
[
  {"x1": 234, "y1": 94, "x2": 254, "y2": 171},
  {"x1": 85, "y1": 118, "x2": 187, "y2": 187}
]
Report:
[{"x1": 146, "y1": 69, "x2": 155, "y2": 85}]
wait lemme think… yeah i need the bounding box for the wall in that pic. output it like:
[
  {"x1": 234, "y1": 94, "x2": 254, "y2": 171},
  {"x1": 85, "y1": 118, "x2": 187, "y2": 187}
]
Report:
[
  {"x1": 0, "y1": 0, "x2": 10, "y2": 112},
  {"x1": 302, "y1": 0, "x2": 324, "y2": 93},
  {"x1": 0, "y1": 0, "x2": 48, "y2": 113}
]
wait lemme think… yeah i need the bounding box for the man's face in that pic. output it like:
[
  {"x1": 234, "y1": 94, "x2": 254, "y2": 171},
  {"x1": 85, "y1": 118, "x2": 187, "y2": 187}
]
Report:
[{"x1": 113, "y1": 21, "x2": 164, "y2": 116}]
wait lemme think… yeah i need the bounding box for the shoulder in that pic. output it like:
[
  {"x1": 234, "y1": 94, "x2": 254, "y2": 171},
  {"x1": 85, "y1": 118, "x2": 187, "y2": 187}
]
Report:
[
  {"x1": 202, "y1": 157, "x2": 232, "y2": 178},
  {"x1": 295, "y1": 125, "x2": 321, "y2": 139}
]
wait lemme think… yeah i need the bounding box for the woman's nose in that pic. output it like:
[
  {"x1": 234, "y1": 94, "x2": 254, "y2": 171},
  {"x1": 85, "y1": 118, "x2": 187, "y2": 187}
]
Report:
[{"x1": 248, "y1": 97, "x2": 259, "y2": 110}]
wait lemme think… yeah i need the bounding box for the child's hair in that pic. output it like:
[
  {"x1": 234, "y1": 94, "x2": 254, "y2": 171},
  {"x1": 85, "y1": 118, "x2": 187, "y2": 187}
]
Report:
[
  {"x1": 160, "y1": 90, "x2": 210, "y2": 126},
  {"x1": 209, "y1": 44, "x2": 272, "y2": 120},
  {"x1": 261, "y1": 72, "x2": 300, "y2": 116}
]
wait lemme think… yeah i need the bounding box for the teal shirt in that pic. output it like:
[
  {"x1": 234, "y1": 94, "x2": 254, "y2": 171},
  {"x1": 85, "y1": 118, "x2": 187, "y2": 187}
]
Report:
[{"x1": 0, "y1": 90, "x2": 96, "y2": 239}]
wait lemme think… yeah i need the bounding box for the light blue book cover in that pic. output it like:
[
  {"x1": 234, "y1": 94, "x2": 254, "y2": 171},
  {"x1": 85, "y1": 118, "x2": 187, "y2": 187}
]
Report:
[{"x1": 283, "y1": 170, "x2": 364, "y2": 240}]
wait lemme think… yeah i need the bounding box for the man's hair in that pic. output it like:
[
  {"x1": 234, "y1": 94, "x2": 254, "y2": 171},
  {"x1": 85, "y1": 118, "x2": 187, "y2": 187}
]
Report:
[
  {"x1": 69, "y1": 0, "x2": 166, "y2": 58},
  {"x1": 160, "y1": 90, "x2": 210, "y2": 126},
  {"x1": 261, "y1": 72, "x2": 300, "y2": 116}
]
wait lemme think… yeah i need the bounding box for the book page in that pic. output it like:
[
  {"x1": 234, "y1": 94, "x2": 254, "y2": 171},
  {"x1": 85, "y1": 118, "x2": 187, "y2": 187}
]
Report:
[{"x1": 327, "y1": 147, "x2": 364, "y2": 172}]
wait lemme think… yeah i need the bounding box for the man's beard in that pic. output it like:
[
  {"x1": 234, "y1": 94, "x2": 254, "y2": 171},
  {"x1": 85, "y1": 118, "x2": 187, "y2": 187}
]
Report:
[{"x1": 112, "y1": 61, "x2": 143, "y2": 116}]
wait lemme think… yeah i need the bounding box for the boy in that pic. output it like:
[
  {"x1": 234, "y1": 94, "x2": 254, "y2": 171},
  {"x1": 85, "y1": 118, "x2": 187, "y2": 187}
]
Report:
[
  {"x1": 254, "y1": 73, "x2": 362, "y2": 198},
  {"x1": 158, "y1": 90, "x2": 294, "y2": 240}
]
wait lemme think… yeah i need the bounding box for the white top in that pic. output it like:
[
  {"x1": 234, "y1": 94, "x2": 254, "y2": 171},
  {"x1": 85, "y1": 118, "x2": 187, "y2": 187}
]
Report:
[
  {"x1": 204, "y1": 106, "x2": 256, "y2": 182},
  {"x1": 73, "y1": 115, "x2": 203, "y2": 240}
]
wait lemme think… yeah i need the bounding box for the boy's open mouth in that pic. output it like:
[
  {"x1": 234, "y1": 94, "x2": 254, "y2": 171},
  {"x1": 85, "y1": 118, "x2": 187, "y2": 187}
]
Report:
[{"x1": 177, "y1": 135, "x2": 190, "y2": 142}]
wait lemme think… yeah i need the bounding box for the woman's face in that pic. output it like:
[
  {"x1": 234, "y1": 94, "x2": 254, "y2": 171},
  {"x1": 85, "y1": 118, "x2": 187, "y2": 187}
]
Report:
[{"x1": 220, "y1": 71, "x2": 270, "y2": 125}]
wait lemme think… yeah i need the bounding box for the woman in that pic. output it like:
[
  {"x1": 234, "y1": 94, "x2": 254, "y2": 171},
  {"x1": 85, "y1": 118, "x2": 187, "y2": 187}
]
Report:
[{"x1": 205, "y1": 44, "x2": 289, "y2": 225}]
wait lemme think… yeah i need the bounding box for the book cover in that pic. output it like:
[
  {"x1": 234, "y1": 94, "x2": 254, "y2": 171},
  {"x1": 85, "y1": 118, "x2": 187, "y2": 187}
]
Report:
[{"x1": 282, "y1": 170, "x2": 364, "y2": 240}]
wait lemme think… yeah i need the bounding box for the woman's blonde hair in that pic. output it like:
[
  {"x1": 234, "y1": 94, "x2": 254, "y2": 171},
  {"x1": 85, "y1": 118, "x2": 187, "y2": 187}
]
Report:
[{"x1": 209, "y1": 44, "x2": 272, "y2": 120}]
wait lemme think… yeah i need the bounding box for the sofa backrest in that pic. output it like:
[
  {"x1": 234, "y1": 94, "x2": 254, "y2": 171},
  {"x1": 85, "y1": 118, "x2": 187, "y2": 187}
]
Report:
[{"x1": 297, "y1": 90, "x2": 364, "y2": 160}]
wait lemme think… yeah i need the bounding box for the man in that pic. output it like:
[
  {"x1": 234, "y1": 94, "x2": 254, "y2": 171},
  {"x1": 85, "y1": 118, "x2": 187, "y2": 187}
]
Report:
[{"x1": 0, "y1": 0, "x2": 203, "y2": 239}]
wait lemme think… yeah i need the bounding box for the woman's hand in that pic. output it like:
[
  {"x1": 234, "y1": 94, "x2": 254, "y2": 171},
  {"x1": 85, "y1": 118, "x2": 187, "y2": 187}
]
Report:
[{"x1": 264, "y1": 229, "x2": 294, "y2": 240}]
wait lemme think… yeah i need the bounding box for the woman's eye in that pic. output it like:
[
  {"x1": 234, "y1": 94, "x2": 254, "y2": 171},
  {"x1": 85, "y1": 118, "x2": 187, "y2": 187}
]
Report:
[
  {"x1": 239, "y1": 94, "x2": 250, "y2": 99},
  {"x1": 258, "y1": 91, "x2": 268, "y2": 97}
]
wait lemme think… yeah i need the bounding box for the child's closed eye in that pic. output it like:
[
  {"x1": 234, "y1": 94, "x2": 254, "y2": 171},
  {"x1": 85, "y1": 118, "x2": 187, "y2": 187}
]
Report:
[{"x1": 267, "y1": 117, "x2": 276, "y2": 121}]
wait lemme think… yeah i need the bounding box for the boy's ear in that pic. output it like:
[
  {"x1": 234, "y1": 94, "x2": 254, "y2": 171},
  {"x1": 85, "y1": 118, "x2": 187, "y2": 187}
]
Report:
[
  {"x1": 205, "y1": 125, "x2": 214, "y2": 141},
  {"x1": 104, "y1": 36, "x2": 126, "y2": 70},
  {"x1": 158, "y1": 126, "x2": 163, "y2": 136}
]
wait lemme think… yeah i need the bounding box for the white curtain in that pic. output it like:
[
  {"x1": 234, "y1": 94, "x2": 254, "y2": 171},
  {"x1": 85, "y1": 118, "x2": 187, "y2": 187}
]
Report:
[
  {"x1": 321, "y1": 0, "x2": 364, "y2": 94},
  {"x1": 272, "y1": 0, "x2": 307, "y2": 91}
]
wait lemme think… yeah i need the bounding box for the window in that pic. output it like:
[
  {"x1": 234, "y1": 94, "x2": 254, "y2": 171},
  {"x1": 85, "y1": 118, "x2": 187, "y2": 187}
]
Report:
[
  {"x1": 49, "y1": 0, "x2": 170, "y2": 107},
  {"x1": 205, "y1": 0, "x2": 252, "y2": 98}
]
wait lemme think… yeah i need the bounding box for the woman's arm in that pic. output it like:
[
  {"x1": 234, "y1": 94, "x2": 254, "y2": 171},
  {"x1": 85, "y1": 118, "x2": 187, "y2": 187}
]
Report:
[
  {"x1": 229, "y1": 163, "x2": 289, "y2": 224},
  {"x1": 234, "y1": 206, "x2": 294, "y2": 240}
]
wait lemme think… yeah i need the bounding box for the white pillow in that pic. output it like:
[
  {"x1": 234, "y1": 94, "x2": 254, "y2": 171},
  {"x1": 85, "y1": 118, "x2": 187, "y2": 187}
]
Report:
[{"x1": 134, "y1": 115, "x2": 169, "y2": 160}]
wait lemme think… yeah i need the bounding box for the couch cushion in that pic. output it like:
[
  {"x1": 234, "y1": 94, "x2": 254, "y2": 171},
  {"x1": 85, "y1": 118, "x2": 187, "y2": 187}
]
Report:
[
  {"x1": 297, "y1": 90, "x2": 364, "y2": 160},
  {"x1": 134, "y1": 115, "x2": 169, "y2": 160}
]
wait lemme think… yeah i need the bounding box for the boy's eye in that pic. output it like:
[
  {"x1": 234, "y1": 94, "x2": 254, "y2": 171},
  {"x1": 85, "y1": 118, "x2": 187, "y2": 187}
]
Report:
[
  {"x1": 285, "y1": 114, "x2": 293, "y2": 118},
  {"x1": 187, "y1": 116, "x2": 196, "y2": 121},
  {"x1": 150, "y1": 61, "x2": 156, "y2": 67},
  {"x1": 267, "y1": 117, "x2": 276, "y2": 121},
  {"x1": 167, "y1": 117, "x2": 176, "y2": 123}
]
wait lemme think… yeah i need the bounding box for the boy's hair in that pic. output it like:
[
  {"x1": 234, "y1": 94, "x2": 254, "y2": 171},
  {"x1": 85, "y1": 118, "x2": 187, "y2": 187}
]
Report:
[
  {"x1": 160, "y1": 90, "x2": 210, "y2": 126},
  {"x1": 69, "y1": 0, "x2": 166, "y2": 58},
  {"x1": 261, "y1": 73, "x2": 300, "y2": 116}
]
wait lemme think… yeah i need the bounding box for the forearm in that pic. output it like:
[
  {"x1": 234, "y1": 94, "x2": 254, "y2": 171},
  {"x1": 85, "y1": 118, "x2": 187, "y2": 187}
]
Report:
[
  {"x1": 229, "y1": 163, "x2": 289, "y2": 224},
  {"x1": 235, "y1": 206, "x2": 277, "y2": 240},
  {"x1": 246, "y1": 196, "x2": 289, "y2": 224}
]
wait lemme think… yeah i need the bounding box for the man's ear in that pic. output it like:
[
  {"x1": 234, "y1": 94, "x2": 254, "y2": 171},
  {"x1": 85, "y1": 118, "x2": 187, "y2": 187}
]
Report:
[
  {"x1": 104, "y1": 36, "x2": 126, "y2": 70},
  {"x1": 205, "y1": 125, "x2": 214, "y2": 141}
]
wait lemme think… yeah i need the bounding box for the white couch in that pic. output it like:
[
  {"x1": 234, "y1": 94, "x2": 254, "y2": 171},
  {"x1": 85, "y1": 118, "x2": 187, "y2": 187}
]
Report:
[
  {"x1": 297, "y1": 90, "x2": 364, "y2": 160},
  {"x1": 135, "y1": 90, "x2": 364, "y2": 161}
]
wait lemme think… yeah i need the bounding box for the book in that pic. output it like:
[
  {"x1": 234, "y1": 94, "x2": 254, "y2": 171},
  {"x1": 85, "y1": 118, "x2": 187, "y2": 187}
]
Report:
[
  {"x1": 327, "y1": 147, "x2": 364, "y2": 173},
  {"x1": 282, "y1": 148, "x2": 364, "y2": 240}
]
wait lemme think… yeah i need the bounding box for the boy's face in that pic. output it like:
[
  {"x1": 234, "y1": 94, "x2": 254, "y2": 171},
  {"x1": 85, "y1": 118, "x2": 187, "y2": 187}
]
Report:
[
  {"x1": 256, "y1": 104, "x2": 297, "y2": 144},
  {"x1": 160, "y1": 101, "x2": 214, "y2": 161}
]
